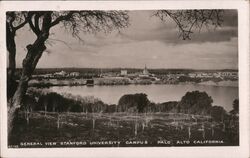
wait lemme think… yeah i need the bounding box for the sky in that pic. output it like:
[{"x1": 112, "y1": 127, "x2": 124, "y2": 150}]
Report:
[{"x1": 14, "y1": 10, "x2": 238, "y2": 69}]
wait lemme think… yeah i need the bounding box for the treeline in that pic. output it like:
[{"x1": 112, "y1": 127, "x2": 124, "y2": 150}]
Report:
[
  {"x1": 13, "y1": 68, "x2": 238, "y2": 78},
  {"x1": 30, "y1": 68, "x2": 192, "y2": 75},
  {"x1": 22, "y1": 90, "x2": 238, "y2": 122},
  {"x1": 22, "y1": 92, "x2": 178, "y2": 114}
]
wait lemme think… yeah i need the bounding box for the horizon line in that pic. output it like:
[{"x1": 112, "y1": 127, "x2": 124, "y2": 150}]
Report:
[{"x1": 14, "y1": 67, "x2": 239, "y2": 71}]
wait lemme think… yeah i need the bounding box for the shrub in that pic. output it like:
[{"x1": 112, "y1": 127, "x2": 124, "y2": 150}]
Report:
[
  {"x1": 230, "y1": 99, "x2": 239, "y2": 115},
  {"x1": 210, "y1": 106, "x2": 227, "y2": 122},
  {"x1": 178, "y1": 91, "x2": 213, "y2": 115},
  {"x1": 118, "y1": 93, "x2": 150, "y2": 113},
  {"x1": 155, "y1": 101, "x2": 179, "y2": 112}
]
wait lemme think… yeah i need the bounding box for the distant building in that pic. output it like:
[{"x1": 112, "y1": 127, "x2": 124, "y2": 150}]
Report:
[
  {"x1": 32, "y1": 73, "x2": 53, "y2": 78},
  {"x1": 69, "y1": 72, "x2": 80, "y2": 77},
  {"x1": 54, "y1": 70, "x2": 67, "y2": 76},
  {"x1": 143, "y1": 65, "x2": 149, "y2": 75},
  {"x1": 121, "y1": 70, "x2": 128, "y2": 76},
  {"x1": 188, "y1": 73, "x2": 196, "y2": 78},
  {"x1": 213, "y1": 72, "x2": 221, "y2": 78},
  {"x1": 139, "y1": 65, "x2": 151, "y2": 78},
  {"x1": 220, "y1": 72, "x2": 238, "y2": 77},
  {"x1": 86, "y1": 79, "x2": 94, "y2": 86}
]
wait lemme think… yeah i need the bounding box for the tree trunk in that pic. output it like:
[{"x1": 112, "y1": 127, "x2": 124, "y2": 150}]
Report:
[
  {"x1": 7, "y1": 35, "x2": 16, "y2": 81},
  {"x1": 8, "y1": 33, "x2": 48, "y2": 135},
  {"x1": 7, "y1": 30, "x2": 17, "y2": 99},
  {"x1": 8, "y1": 12, "x2": 52, "y2": 137}
]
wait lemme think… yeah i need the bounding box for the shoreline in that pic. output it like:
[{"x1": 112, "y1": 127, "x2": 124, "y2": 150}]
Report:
[
  {"x1": 197, "y1": 80, "x2": 238, "y2": 87},
  {"x1": 29, "y1": 79, "x2": 238, "y2": 88}
]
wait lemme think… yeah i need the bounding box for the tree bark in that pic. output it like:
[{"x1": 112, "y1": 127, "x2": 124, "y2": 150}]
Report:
[
  {"x1": 7, "y1": 35, "x2": 16, "y2": 80},
  {"x1": 8, "y1": 33, "x2": 48, "y2": 135},
  {"x1": 8, "y1": 12, "x2": 52, "y2": 136},
  {"x1": 7, "y1": 26, "x2": 17, "y2": 99}
]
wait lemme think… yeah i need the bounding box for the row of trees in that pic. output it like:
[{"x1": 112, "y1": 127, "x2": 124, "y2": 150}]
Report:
[
  {"x1": 117, "y1": 91, "x2": 238, "y2": 123},
  {"x1": 7, "y1": 10, "x2": 224, "y2": 134},
  {"x1": 22, "y1": 90, "x2": 238, "y2": 123}
]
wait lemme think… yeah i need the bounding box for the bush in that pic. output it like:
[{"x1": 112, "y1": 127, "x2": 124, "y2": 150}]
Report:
[
  {"x1": 35, "y1": 92, "x2": 108, "y2": 113},
  {"x1": 105, "y1": 104, "x2": 117, "y2": 113},
  {"x1": 36, "y1": 92, "x2": 74, "y2": 112},
  {"x1": 155, "y1": 101, "x2": 179, "y2": 113},
  {"x1": 230, "y1": 99, "x2": 239, "y2": 115},
  {"x1": 178, "y1": 91, "x2": 213, "y2": 115},
  {"x1": 118, "y1": 93, "x2": 150, "y2": 113},
  {"x1": 210, "y1": 106, "x2": 227, "y2": 122},
  {"x1": 20, "y1": 95, "x2": 38, "y2": 111}
]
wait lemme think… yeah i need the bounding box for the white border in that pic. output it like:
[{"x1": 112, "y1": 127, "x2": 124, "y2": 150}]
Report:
[{"x1": 0, "y1": 1, "x2": 249, "y2": 158}]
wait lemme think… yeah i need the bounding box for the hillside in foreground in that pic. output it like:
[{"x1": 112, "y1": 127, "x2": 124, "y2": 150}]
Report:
[{"x1": 9, "y1": 112, "x2": 238, "y2": 148}]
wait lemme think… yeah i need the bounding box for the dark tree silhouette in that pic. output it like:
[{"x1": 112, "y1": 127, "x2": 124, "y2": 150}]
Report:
[
  {"x1": 230, "y1": 99, "x2": 239, "y2": 115},
  {"x1": 178, "y1": 91, "x2": 213, "y2": 114},
  {"x1": 6, "y1": 12, "x2": 29, "y2": 98},
  {"x1": 233, "y1": 99, "x2": 239, "y2": 112},
  {"x1": 118, "y1": 93, "x2": 150, "y2": 112},
  {"x1": 210, "y1": 105, "x2": 227, "y2": 122},
  {"x1": 7, "y1": 10, "x2": 129, "y2": 134}
]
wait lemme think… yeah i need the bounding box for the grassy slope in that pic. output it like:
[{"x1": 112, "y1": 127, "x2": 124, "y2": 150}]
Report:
[{"x1": 9, "y1": 111, "x2": 238, "y2": 147}]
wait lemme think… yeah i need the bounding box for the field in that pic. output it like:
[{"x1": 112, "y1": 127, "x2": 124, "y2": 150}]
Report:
[{"x1": 9, "y1": 111, "x2": 238, "y2": 148}]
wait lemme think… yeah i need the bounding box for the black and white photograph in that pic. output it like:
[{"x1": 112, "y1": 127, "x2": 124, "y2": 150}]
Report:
[{"x1": 0, "y1": 1, "x2": 249, "y2": 158}]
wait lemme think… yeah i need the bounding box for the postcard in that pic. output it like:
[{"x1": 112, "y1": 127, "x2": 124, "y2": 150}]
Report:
[{"x1": 0, "y1": 1, "x2": 249, "y2": 158}]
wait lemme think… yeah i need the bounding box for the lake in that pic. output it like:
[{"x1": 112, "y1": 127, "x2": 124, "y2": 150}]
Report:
[{"x1": 47, "y1": 84, "x2": 238, "y2": 111}]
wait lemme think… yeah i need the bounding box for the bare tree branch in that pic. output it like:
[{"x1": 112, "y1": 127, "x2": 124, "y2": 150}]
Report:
[
  {"x1": 50, "y1": 11, "x2": 129, "y2": 40},
  {"x1": 14, "y1": 19, "x2": 28, "y2": 31},
  {"x1": 6, "y1": 12, "x2": 29, "y2": 33},
  {"x1": 47, "y1": 37, "x2": 73, "y2": 50},
  {"x1": 34, "y1": 14, "x2": 41, "y2": 32},
  {"x1": 50, "y1": 11, "x2": 75, "y2": 27},
  {"x1": 154, "y1": 10, "x2": 224, "y2": 40},
  {"x1": 27, "y1": 12, "x2": 40, "y2": 36}
]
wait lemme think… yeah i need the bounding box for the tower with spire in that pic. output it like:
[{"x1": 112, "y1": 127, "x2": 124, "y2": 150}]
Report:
[{"x1": 143, "y1": 64, "x2": 149, "y2": 75}]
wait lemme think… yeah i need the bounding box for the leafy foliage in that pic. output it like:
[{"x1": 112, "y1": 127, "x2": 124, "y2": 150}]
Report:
[
  {"x1": 118, "y1": 93, "x2": 150, "y2": 113},
  {"x1": 155, "y1": 101, "x2": 179, "y2": 113},
  {"x1": 178, "y1": 91, "x2": 213, "y2": 114},
  {"x1": 30, "y1": 92, "x2": 107, "y2": 113},
  {"x1": 230, "y1": 99, "x2": 239, "y2": 115},
  {"x1": 233, "y1": 99, "x2": 239, "y2": 112},
  {"x1": 210, "y1": 105, "x2": 227, "y2": 122}
]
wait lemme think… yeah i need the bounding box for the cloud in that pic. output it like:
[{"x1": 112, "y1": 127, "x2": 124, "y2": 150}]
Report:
[
  {"x1": 121, "y1": 10, "x2": 238, "y2": 44},
  {"x1": 222, "y1": 10, "x2": 238, "y2": 27},
  {"x1": 34, "y1": 37, "x2": 237, "y2": 69},
  {"x1": 13, "y1": 10, "x2": 238, "y2": 70}
]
